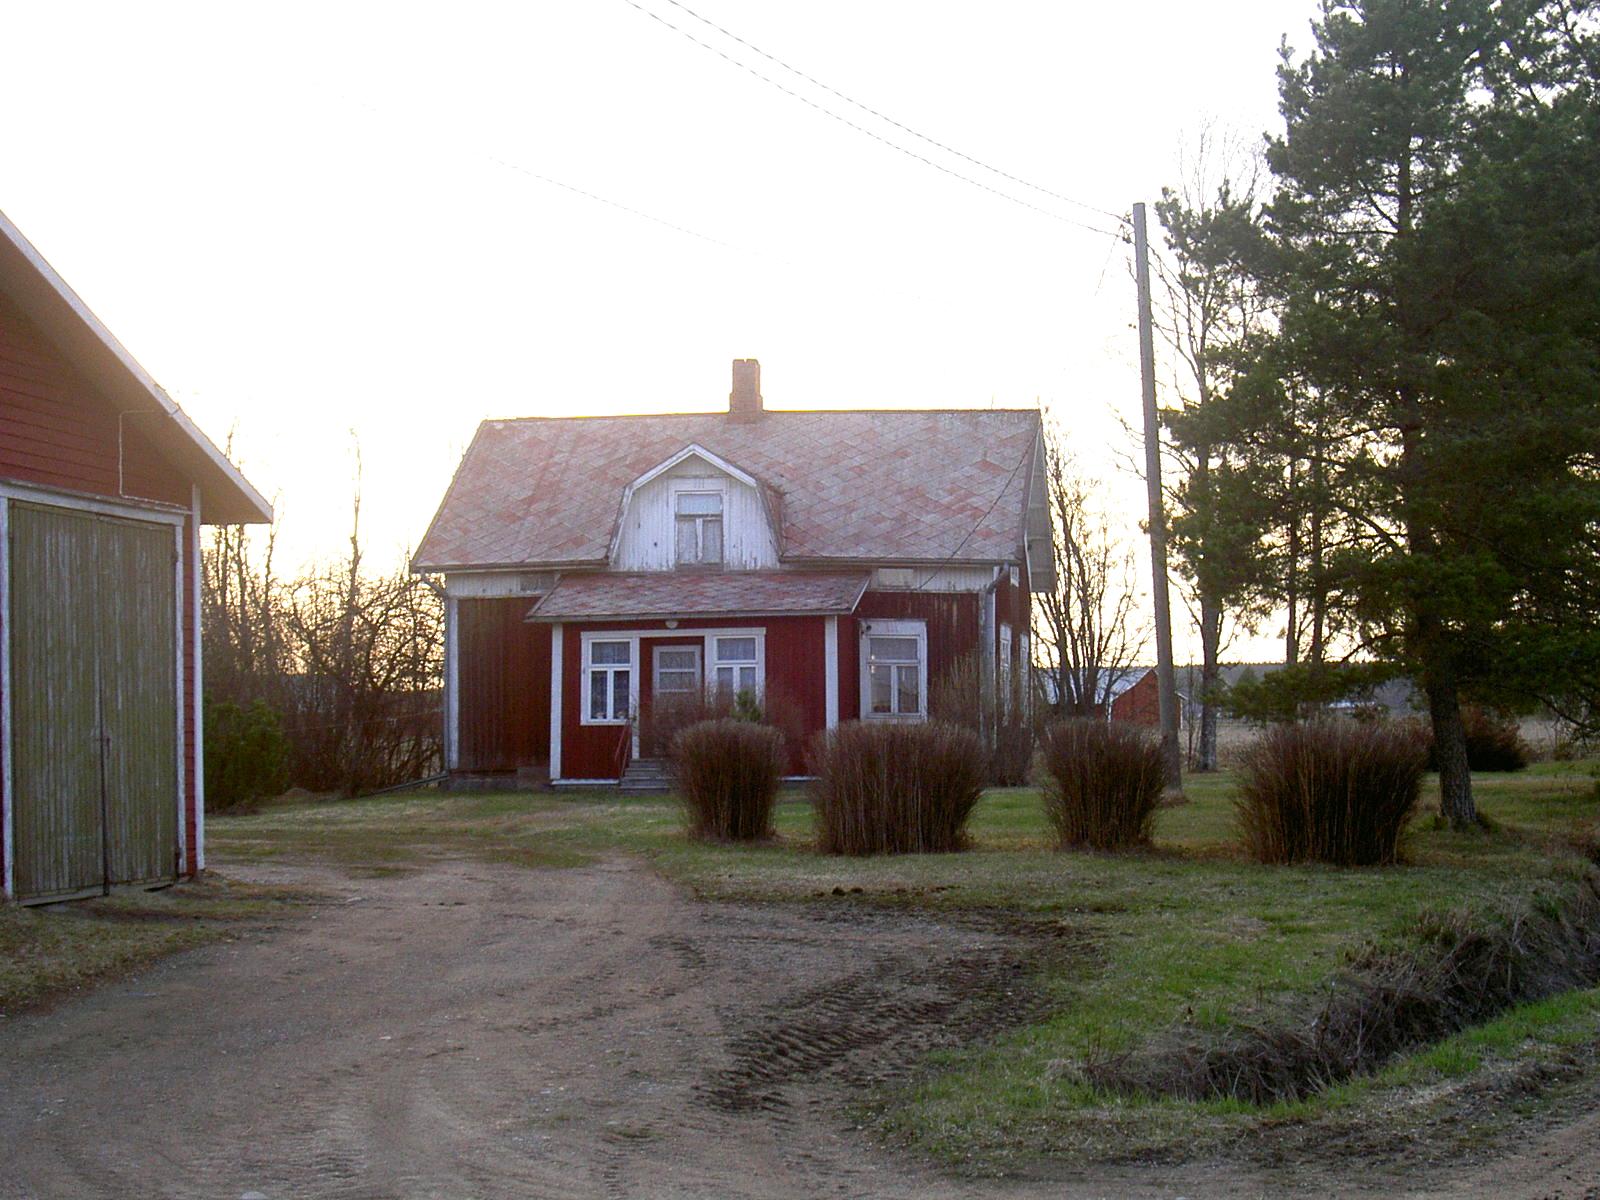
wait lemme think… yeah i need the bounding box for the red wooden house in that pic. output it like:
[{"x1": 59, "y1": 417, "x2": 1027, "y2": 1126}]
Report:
[
  {"x1": 0, "y1": 210, "x2": 270, "y2": 902},
  {"x1": 413, "y1": 360, "x2": 1053, "y2": 786}
]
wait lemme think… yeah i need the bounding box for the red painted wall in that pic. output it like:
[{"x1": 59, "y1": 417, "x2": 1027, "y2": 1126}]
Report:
[
  {"x1": 455, "y1": 598, "x2": 552, "y2": 772},
  {"x1": 848, "y1": 590, "x2": 983, "y2": 721},
  {"x1": 1111, "y1": 670, "x2": 1160, "y2": 726},
  {"x1": 0, "y1": 291, "x2": 189, "y2": 508},
  {"x1": 555, "y1": 615, "x2": 829, "y2": 779},
  {"x1": 0, "y1": 290, "x2": 202, "y2": 891}
]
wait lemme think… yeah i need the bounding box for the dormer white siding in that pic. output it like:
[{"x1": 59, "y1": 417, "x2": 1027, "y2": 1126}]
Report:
[{"x1": 611, "y1": 451, "x2": 778, "y2": 571}]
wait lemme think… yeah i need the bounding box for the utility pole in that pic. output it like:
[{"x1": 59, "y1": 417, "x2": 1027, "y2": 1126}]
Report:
[{"x1": 1133, "y1": 201, "x2": 1183, "y2": 795}]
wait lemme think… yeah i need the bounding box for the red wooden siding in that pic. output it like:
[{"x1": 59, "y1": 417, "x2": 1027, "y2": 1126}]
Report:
[
  {"x1": 761, "y1": 617, "x2": 826, "y2": 774},
  {"x1": 849, "y1": 590, "x2": 982, "y2": 721},
  {"x1": 456, "y1": 598, "x2": 552, "y2": 772},
  {"x1": 554, "y1": 615, "x2": 829, "y2": 779},
  {"x1": 0, "y1": 291, "x2": 189, "y2": 508},
  {"x1": 559, "y1": 623, "x2": 631, "y2": 780}
]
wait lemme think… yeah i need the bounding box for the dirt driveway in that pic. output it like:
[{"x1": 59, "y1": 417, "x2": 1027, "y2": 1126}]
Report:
[{"x1": 1, "y1": 857, "x2": 1596, "y2": 1200}]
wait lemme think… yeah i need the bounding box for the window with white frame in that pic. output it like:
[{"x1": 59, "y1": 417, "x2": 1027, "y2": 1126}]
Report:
[
  {"x1": 654, "y1": 645, "x2": 701, "y2": 694},
  {"x1": 585, "y1": 639, "x2": 633, "y2": 723},
  {"x1": 999, "y1": 624, "x2": 1013, "y2": 717},
  {"x1": 861, "y1": 620, "x2": 927, "y2": 718},
  {"x1": 675, "y1": 491, "x2": 723, "y2": 566},
  {"x1": 712, "y1": 635, "x2": 759, "y2": 698}
]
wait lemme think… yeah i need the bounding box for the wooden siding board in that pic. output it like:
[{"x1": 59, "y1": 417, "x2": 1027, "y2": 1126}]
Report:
[
  {"x1": 7, "y1": 505, "x2": 178, "y2": 899},
  {"x1": 455, "y1": 598, "x2": 551, "y2": 772},
  {"x1": 9, "y1": 505, "x2": 102, "y2": 898},
  {"x1": 0, "y1": 291, "x2": 190, "y2": 508},
  {"x1": 612, "y1": 465, "x2": 778, "y2": 571},
  {"x1": 855, "y1": 589, "x2": 982, "y2": 705}
]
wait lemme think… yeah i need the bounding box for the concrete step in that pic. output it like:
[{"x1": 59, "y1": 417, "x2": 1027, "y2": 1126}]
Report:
[{"x1": 619, "y1": 758, "x2": 671, "y2": 794}]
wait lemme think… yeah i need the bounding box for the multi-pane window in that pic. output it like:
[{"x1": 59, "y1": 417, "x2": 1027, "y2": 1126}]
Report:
[
  {"x1": 713, "y1": 635, "x2": 759, "y2": 697},
  {"x1": 587, "y1": 639, "x2": 632, "y2": 722},
  {"x1": 654, "y1": 646, "x2": 700, "y2": 694},
  {"x1": 999, "y1": 624, "x2": 1013, "y2": 717},
  {"x1": 675, "y1": 491, "x2": 723, "y2": 566},
  {"x1": 866, "y1": 631, "x2": 924, "y2": 717}
]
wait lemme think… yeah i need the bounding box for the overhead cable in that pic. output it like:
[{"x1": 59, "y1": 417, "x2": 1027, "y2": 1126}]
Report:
[
  {"x1": 620, "y1": 0, "x2": 1126, "y2": 239},
  {"x1": 656, "y1": 0, "x2": 1127, "y2": 226}
]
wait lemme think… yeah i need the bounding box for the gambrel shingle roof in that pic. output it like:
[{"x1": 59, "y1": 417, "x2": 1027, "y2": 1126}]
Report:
[{"x1": 413, "y1": 408, "x2": 1042, "y2": 572}]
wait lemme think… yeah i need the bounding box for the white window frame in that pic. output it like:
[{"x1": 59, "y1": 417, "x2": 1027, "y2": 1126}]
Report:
[
  {"x1": 653, "y1": 644, "x2": 703, "y2": 695},
  {"x1": 859, "y1": 618, "x2": 928, "y2": 721},
  {"x1": 673, "y1": 485, "x2": 725, "y2": 567},
  {"x1": 580, "y1": 633, "x2": 638, "y2": 726},
  {"x1": 710, "y1": 633, "x2": 763, "y2": 699},
  {"x1": 999, "y1": 623, "x2": 1013, "y2": 718}
]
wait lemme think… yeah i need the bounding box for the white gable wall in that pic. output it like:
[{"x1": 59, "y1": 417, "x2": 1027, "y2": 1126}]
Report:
[{"x1": 612, "y1": 460, "x2": 778, "y2": 571}]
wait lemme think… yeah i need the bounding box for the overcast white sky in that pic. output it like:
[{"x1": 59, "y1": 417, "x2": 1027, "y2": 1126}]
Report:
[{"x1": 1, "y1": 0, "x2": 1321, "y2": 660}]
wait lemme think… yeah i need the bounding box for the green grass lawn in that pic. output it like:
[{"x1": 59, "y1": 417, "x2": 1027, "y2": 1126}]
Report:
[{"x1": 201, "y1": 762, "x2": 1600, "y2": 1169}]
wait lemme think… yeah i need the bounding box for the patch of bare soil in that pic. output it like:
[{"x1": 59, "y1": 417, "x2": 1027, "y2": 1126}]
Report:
[{"x1": 0, "y1": 855, "x2": 1593, "y2": 1199}]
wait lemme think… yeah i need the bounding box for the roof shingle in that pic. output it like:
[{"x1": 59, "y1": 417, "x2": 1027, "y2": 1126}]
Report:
[
  {"x1": 527, "y1": 570, "x2": 870, "y2": 621},
  {"x1": 413, "y1": 409, "x2": 1040, "y2": 571}
]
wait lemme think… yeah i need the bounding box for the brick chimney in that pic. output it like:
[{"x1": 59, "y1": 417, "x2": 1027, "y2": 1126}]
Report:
[{"x1": 729, "y1": 358, "x2": 762, "y2": 423}]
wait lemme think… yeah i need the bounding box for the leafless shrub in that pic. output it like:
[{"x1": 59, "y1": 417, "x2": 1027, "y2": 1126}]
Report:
[
  {"x1": 1236, "y1": 721, "x2": 1427, "y2": 866},
  {"x1": 671, "y1": 719, "x2": 785, "y2": 841},
  {"x1": 1038, "y1": 719, "x2": 1165, "y2": 851},
  {"x1": 930, "y1": 651, "x2": 1035, "y2": 786},
  {"x1": 809, "y1": 721, "x2": 986, "y2": 856}
]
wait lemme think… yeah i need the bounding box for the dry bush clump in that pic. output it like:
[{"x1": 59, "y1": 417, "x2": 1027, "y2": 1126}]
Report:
[
  {"x1": 1237, "y1": 720, "x2": 1427, "y2": 866},
  {"x1": 1422, "y1": 705, "x2": 1531, "y2": 772},
  {"x1": 1086, "y1": 869, "x2": 1600, "y2": 1105},
  {"x1": 671, "y1": 719, "x2": 785, "y2": 842},
  {"x1": 929, "y1": 651, "x2": 1036, "y2": 786},
  {"x1": 810, "y1": 721, "x2": 986, "y2": 855},
  {"x1": 1038, "y1": 719, "x2": 1165, "y2": 851}
]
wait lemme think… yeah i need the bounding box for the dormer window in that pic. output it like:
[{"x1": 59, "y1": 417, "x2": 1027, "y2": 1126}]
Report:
[{"x1": 676, "y1": 491, "x2": 723, "y2": 566}]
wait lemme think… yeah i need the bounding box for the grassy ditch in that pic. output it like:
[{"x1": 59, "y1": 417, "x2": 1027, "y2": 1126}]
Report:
[
  {"x1": 0, "y1": 874, "x2": 314, "y2": 1015},
  {"x1": 205, "y1": 762, "x2": 1600, "y2": 1172}
]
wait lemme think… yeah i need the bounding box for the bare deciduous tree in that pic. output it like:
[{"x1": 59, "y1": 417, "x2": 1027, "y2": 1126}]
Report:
[
  {"x1": 1033, "y1": 436, "x2": 1147, "y2": 720},
  {"x1": 201, "y1": 453, "x2": 443, "y2": 796}
]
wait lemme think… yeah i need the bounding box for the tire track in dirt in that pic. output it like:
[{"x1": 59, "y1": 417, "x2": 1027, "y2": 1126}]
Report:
[{"x1": 11, "y1": 854, "x2": 1582, "y2": 1200}]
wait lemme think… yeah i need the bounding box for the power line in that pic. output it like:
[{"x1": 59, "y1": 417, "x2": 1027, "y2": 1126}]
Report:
[
  {"x1": 619, "y1": 0, "x2": 1126, "y2": 239},
  {"x1": 655, "y1": 0, "x2": 1127, "y2": 226},
  {"x1": 485, "y1": 155, "x2": 738, "y2": 251}
]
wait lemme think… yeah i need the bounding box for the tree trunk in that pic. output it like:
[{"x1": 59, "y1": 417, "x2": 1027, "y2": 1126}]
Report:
[
  {"x1": 1426, "y1": 668, "x2": 1476, "y2": 828},
  {"x1": 1197, "y1": 599, "x2": 1221, "y2": 772}
]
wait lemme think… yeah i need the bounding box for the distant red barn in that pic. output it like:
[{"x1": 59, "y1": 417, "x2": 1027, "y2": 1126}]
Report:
[
  {"x1": 413, "y1": 360, "x2": 1054, "y2": 787},
  {"x1": 0, "y1": 210, "x2": 269, "y2": 902},
  {"x1": 1109, "y1": 668, "x2": 1160, "y2": 727}
]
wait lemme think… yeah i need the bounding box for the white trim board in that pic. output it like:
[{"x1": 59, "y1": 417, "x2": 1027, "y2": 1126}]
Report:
[
  {"x1": 1, "y1": 497, "x2": 12, "y2": 899},
  {"x1": 823, "y1": 616, "x2": 839, "y2": 730},
  {"x1": 173, "y1": 520, "x2": 187, "y2": 876},
  {"x1": 190, "y1": 486, "x2": 205, "y2": 872},
  {"x1": 548, "y1": 624, "x2": 564, "y2": 782},
  {"x1": 0, "y1": 481, "x2": 187, "y2": 526}
]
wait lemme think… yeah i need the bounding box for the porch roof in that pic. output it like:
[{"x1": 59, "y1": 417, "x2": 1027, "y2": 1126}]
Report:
[{"x1": 526, "y1": 570, "x2": 870, "y2": 622}]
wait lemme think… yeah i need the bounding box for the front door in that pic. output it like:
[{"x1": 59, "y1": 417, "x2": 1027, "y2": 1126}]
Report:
[{"x1": 644, "y1": 643, "x2": 702, "y2": 756}]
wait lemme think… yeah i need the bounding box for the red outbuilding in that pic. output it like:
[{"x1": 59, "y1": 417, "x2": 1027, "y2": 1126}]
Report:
[
  {"x1": 0, "y1": 210, "x2": 270, "y2": 902},
  {"x1": 413, "y1": 360, "x2": 1054, "y2": 787}
]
